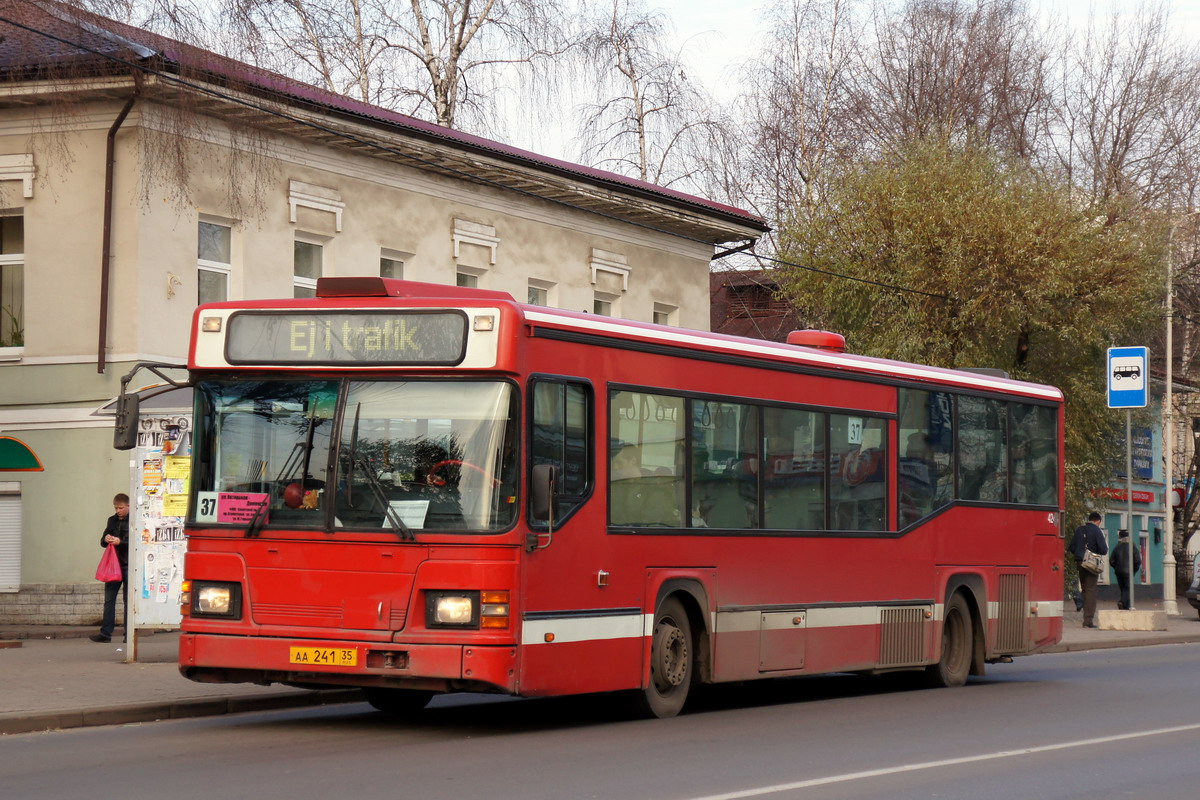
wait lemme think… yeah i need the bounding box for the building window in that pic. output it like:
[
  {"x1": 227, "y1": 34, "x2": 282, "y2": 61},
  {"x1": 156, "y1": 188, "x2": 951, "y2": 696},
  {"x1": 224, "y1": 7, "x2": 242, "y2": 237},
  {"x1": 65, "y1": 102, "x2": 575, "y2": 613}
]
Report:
[
  {"x1": 593, "y1": 292, "x2": 617, "y2": 316},
  {"x1": 197, "y1": 221, "x2": 231, "y2": 305},
  {"x1": 380, "y1": 256, "x2": 404, "y2": 280},
  {"x1": 653, "y1": 303, "x2": 676, "y2": 326},
  {"x1": 528, "y1": 280, "x2": 553, "y2": 306},
  {"x1": 0, "y1": 215, "x2": 24, "y2": 348},
  {"x1": 294, "y1": 239, "x2": 322, "y2": 298},
  {"x1": 456, "y1": 271, "x2": 478, "y2": 289},
  {"x1": 726, "y1": 282, "x2": 789, "y2": 318}
]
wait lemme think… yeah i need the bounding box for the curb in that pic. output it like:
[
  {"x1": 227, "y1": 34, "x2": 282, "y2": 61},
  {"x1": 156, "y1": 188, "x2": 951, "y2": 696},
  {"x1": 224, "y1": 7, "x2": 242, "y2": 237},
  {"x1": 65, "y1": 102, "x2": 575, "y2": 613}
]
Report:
[
  {"x1": 0, "y1": 689, "x2": 363, "y2": 736},
  {"x1": 1040, "y1": 634, "x2": 1200, "y2": 654}
]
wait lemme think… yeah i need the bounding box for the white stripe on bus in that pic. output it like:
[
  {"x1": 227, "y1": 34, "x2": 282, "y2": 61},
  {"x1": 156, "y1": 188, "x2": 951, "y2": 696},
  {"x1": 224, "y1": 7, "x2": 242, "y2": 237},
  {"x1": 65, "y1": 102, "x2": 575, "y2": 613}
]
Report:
[
  {"x1": 521, "y1": 602, "x2": 1063, "y2": 645},
  {"x1": 523, "y1": 310, "x2": 1062, "y2": 400}
]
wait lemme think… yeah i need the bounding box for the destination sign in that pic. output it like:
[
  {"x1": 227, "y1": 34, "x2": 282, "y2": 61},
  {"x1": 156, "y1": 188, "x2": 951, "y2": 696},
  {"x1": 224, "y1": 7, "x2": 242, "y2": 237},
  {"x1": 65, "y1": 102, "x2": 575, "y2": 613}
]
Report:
[{"x1": 225, "y1": 311, "x2": 467, "y2": 365}]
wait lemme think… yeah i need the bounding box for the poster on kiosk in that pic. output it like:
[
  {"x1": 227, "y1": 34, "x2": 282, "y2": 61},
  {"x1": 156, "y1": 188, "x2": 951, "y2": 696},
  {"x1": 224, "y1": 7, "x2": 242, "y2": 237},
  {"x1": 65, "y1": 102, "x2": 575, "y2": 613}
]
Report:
[{"x1": 127, "y1": 414, "x2": 190, "y2": 650}]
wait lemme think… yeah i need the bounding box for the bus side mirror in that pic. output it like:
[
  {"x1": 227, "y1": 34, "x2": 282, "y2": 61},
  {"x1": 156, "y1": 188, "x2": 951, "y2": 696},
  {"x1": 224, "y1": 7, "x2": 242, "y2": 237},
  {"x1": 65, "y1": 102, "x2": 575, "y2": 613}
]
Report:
[
  {"x1": 531, "y1": 464, "x2": 558, "y2": 521},
  {"x1": 113, "y1": 393, "x2": 140, "y2": 451}
]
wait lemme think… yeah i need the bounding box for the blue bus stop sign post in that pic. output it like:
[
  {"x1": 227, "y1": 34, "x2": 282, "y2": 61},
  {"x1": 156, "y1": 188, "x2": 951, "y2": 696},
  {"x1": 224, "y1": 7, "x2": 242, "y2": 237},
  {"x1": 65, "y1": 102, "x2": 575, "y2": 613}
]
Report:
[
  {"x1": 1107, "y1": 345, "x2": 1147, "y2": 610},
  {"x1": 1107, "y1": 346, "x2": 1148, "y2": 409}
]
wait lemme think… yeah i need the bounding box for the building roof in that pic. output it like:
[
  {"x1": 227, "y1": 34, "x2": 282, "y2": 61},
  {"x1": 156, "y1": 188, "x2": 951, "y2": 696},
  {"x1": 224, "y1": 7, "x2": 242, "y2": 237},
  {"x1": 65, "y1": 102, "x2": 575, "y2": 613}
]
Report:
[
  {"x1": 709, "y1": 269, "x2": 802, "y2": 342},
  {"x1": 0, "y1": 0, "x2": 768, "y2": 244}
]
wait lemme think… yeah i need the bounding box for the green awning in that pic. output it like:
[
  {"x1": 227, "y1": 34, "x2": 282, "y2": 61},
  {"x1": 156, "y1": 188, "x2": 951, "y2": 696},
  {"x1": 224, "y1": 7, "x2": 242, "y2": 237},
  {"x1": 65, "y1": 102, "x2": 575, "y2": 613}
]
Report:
[{"x1": 0, "y1": 436, "x2": 44, "y2": 471}]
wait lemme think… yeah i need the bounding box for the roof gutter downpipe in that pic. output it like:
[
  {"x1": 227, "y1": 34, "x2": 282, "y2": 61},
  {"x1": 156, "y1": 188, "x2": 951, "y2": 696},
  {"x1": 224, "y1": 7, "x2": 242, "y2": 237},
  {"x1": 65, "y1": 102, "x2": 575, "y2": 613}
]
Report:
[{"x1": 98, "y1": 94, "x2": 137, "y2": 374}]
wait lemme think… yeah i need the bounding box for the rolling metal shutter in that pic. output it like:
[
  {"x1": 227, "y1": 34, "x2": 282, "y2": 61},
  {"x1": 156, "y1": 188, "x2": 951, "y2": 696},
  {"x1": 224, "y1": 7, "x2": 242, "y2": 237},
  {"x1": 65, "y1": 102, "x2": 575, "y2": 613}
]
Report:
[{"x1": 0, "y1": 490, "x2": 21, "y2": 592}]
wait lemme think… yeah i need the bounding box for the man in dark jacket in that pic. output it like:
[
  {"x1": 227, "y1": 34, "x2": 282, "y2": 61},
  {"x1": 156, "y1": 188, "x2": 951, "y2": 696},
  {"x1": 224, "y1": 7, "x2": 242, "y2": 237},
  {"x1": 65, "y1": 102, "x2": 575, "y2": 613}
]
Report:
[
  {"x1": 1070, "y1": 512, "x2": 1109, "y2": 628},
  {"x1": 1109, "y1": 529, "x2": 1142, "y2": 610},
  {"x1": 91, "y1": 493, "x2": 130, "y2": 643}
]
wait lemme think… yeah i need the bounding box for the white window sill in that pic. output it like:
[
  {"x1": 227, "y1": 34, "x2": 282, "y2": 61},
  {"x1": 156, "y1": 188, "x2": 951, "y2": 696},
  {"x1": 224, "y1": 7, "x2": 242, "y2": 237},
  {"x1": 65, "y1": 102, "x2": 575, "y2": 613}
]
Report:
[{"x1": 0, "y1": 346, "x2": 24, "y2": 362}]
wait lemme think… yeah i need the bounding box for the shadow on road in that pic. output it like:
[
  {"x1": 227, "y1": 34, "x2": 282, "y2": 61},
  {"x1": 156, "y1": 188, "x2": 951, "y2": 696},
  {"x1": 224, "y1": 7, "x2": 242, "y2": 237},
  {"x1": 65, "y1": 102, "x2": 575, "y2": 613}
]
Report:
[{"x1": 213, "y1": 666, "x2": 1047, "y2": 737}]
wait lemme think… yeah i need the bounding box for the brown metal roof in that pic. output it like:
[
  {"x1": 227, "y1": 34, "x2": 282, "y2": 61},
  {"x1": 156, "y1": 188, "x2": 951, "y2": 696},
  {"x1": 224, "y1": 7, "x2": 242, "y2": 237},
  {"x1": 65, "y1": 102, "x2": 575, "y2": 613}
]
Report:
[{"x1": 0, "y1": 0, "x2": 767, "y2": 244}]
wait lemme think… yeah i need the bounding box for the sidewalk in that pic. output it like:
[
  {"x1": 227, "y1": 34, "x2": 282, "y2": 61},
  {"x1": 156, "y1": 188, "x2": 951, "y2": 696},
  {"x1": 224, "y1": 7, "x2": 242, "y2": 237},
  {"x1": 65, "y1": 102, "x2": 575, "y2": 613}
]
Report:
[
  {"x1": 3, "y1": 599, "x2": 1199, "y2": 736},
  {"x1": 0, "y1": 628, "x2": 360, "y2": 735}
]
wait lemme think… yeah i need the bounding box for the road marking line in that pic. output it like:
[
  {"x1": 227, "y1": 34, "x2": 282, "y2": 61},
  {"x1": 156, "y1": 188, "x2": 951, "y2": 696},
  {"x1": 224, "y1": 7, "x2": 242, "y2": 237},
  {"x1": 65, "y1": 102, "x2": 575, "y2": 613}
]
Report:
[{"x1": 686, "y1": 722, "x2": 1200, "y2": 800}]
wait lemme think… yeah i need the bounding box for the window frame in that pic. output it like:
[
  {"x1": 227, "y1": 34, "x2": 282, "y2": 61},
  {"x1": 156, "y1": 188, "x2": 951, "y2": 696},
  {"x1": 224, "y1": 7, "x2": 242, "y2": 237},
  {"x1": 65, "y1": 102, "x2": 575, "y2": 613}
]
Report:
[
  {"x1": 606, "y1": 385, "x2": 893, "y2": 534},
  {"x1": 197, "y1": 219, "x2": 233, "y2": 305},
  {"x1": 293, "y1": 235, "x2": 325, "y2": 298},
  {"x1": 0, "y1": 213, "x2": 24, "y2": 351},
  {"x1": 527, "y1": 375, "x2": 594, "y2": 530}
]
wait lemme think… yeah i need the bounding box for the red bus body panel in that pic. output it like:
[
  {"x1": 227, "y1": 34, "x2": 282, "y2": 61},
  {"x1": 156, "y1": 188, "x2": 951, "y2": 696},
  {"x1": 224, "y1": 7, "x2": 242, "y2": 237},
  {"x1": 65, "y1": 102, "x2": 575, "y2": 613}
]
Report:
[{"x1": 180, "y1": 281, "x2": 1064, "y2": 700}]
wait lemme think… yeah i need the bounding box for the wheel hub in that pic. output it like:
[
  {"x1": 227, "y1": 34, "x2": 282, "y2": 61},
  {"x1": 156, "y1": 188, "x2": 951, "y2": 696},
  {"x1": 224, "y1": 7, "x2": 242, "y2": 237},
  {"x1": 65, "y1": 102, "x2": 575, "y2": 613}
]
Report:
[{"x1": 653, "y1": 623, "x2": 688, "y2": 689}]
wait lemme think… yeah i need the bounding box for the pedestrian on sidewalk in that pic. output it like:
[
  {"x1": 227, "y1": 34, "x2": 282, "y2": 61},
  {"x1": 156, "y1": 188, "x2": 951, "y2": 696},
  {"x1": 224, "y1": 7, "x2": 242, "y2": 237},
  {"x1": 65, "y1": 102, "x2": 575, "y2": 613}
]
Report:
[
  {"x1": 1070, "y1": 512, "x2": 1108, "y2": 628},
  {"x1": 1109, "y1": 529, "x2": 1142, "y2": 610},
  {"x1": 91, "y1": 492, "x2": 130, "y2": 643}
]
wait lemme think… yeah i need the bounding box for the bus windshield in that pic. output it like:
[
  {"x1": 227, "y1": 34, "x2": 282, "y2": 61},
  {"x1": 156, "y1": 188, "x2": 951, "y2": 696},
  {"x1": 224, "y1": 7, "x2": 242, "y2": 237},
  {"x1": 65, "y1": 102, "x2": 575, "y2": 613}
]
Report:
[{"x1": 193, "y1": 379, "x2": 519, "y2": 533}]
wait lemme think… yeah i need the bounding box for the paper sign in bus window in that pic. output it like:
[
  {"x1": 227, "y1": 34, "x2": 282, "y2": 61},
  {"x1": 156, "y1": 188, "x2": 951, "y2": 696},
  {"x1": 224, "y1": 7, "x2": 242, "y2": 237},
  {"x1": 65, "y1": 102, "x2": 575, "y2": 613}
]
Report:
[{"x1": 386, "y1": 500, "x2": 430, "y2": 529}]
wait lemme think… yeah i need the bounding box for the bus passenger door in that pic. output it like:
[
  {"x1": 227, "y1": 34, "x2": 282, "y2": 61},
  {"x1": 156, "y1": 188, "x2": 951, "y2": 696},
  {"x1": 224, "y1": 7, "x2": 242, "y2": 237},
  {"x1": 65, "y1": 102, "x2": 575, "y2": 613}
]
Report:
[{"x1": 759, "y1": 610, "x2": 806, "y2": 672}]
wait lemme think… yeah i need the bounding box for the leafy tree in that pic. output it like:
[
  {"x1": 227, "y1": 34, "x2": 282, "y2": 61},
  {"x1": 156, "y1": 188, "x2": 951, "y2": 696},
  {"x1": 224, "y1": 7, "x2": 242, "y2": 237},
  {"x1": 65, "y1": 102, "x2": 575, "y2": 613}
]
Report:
[{"x1": 775, "y1": 137, "x2": 1164, "y2": 525}]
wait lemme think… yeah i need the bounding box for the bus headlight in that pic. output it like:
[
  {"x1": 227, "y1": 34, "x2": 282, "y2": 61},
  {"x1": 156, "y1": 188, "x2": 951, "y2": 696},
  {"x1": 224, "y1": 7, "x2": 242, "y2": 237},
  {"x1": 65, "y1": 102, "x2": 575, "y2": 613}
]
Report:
[
  {"x1": 427, "y1": 592, "x2": 477, "y2": 627},
  {"x1": 424, "y1": 590, "x2": 510, "y2": 629},
  {"x1": 191, "y1": 581, "x2": 242, "y2": 618}
]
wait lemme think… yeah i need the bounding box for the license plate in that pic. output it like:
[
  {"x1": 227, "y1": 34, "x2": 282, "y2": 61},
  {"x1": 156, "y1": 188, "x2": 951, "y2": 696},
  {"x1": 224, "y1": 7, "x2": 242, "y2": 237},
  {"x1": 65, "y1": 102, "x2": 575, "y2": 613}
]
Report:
[{"x1": 288, "y1": 646, "x2": 357, "y2": 667}]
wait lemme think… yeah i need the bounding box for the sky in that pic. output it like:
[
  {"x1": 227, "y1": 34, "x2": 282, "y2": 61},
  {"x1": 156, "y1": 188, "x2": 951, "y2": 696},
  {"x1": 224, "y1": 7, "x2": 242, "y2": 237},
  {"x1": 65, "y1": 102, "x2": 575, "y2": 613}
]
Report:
[
  {"x1": 650, "y1": 0, "x2": 1200, "y2": 104},
  {"x1": 509, "y1": 0, "x2": 1200, "y2": 160}
]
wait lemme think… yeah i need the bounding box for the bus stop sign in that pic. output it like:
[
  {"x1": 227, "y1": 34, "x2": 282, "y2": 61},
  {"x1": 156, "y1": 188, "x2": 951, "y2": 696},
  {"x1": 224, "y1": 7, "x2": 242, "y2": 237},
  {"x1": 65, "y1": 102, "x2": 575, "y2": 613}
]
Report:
[{"x1": 1107, "y1": 346, "x2": 1147, "y2": 408}]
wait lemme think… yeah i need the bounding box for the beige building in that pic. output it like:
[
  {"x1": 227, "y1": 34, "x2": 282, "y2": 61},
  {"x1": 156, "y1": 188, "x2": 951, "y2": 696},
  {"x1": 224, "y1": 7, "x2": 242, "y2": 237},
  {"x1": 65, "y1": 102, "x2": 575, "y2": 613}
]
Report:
[{"x1": 0, "y1": 1, "x2": 766, "y2": 623}]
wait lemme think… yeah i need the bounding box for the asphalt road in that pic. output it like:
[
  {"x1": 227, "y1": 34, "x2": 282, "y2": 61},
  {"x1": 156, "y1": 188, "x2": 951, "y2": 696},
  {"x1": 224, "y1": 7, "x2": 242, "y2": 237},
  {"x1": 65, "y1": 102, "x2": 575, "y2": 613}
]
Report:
[{"x1": 3, "y1": 644, "x2": 1199, "y2": 800}]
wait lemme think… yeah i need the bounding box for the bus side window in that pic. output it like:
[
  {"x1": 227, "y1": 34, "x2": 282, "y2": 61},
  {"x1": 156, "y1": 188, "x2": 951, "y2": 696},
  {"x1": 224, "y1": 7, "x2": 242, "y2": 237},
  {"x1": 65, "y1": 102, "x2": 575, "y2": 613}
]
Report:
[
  {"x1": 830, "y1": 414, "x2": 886, "y2": 531},
  {"x1": 609, "y1": 391, "x2": 686, "y2": 527},
  {"x1": 898, "y1": 389, "x2": 954, "y2": 528},
  {"x1": 958, "y1": 396, "x2": 1008, "y2": 503},
  {"x1": 691, "y1": 401, "x2": 758, "y2": 529},
  {"x1": 763, "y1": 407, "x2": 826, "y2": 531},
  {"x1": 1010, "y1": 402, "x2": 1056, "y2": 506},
  {"x1": 530, "y1": 379, "x2": 591, "y2": 523}
]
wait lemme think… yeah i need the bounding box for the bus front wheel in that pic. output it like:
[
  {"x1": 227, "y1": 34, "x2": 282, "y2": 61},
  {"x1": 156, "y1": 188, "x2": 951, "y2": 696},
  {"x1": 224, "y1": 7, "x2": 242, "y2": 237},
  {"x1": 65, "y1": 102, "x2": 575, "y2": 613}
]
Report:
[
  {"x1": 635, "y1": 597, "x2": 693, "y2": 718},
  {"x1": 363, "y1": 687, "x2": 434, "y2": 715},
  {"x1": 926, "y1": 593, "x2": 972, "y2": 688}
]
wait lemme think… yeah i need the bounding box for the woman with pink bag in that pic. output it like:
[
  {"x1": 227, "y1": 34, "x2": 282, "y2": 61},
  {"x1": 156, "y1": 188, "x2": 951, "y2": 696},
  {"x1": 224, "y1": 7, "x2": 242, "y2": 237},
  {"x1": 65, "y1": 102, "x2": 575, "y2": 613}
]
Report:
[{"x1": 91, "y1": 493, "x2": 130, "y2": 643}]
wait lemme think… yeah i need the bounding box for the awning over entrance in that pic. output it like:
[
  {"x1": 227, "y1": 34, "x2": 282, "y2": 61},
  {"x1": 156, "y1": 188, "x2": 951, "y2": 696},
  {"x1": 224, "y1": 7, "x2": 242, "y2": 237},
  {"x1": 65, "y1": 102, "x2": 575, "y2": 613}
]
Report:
[{"x1": 0, "y1": 436, "x2": 44, "y2": 471}]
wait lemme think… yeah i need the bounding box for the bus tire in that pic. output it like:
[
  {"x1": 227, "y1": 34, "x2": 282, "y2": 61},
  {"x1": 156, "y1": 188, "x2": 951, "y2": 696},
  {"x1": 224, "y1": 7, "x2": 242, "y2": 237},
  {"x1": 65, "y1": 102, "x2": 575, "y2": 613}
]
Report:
[
  {"x1": 634, "y1": 596, "x2": 693, "y2": 718},
  {"x1": 363, "y1": 687, "x2": 434, "y2": 715},
  {"x1": 926, "y1": 593, "x2": 972, "y2": 688}
]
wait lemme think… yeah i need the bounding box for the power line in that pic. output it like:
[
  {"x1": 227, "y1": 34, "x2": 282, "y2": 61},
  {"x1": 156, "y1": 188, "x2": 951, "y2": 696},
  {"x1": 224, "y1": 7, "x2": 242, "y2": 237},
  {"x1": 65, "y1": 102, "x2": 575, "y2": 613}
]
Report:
[{"x1": 748, "y1": 252, "x2": 952, "y2": 301}]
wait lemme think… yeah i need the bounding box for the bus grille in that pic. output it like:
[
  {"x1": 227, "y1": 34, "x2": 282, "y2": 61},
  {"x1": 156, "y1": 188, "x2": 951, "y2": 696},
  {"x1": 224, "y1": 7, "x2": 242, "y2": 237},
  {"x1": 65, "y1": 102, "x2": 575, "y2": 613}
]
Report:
[
  {"x1": 996, "y1": 574, "x2": 1028, "y2": 651},
  {"x1": 879, "y1": 607, "x2": 926, "y2": 667},
  {"x1": 253, "y1": 602, "x2": 343, "y2": 625}
]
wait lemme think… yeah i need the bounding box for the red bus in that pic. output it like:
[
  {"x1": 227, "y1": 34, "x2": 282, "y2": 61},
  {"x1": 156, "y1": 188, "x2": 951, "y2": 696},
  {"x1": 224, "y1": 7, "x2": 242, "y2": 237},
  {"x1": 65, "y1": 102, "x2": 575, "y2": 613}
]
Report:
[{"x1": 170, "y1": 277, "x2": 1064, "y2": 718}]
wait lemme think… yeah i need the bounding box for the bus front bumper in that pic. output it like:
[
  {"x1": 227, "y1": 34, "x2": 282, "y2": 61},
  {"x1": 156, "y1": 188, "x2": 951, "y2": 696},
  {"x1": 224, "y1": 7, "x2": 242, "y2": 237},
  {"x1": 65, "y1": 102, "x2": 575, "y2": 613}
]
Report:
[{"x1": 179, "y1": 633, "x2": 518, "y2": 694}]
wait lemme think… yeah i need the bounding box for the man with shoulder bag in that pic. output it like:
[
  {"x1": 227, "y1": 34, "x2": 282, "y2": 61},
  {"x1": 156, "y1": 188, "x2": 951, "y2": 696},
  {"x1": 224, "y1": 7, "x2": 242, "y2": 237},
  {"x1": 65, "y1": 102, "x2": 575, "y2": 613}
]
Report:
[{"x1": 1070, "y1": 512, "x2": 1108, "y2": 628}]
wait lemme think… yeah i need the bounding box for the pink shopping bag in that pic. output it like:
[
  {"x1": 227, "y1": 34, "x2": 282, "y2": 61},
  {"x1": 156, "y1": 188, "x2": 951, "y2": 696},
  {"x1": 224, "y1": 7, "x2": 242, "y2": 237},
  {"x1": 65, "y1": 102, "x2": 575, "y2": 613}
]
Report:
[{"x1": 94, "y1": 544, "x2": 122, "y2": 582}]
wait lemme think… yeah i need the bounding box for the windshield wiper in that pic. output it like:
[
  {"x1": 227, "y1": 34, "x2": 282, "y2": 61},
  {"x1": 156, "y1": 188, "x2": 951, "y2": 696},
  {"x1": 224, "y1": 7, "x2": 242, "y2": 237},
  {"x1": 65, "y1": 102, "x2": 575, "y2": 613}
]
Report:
[
  {"x1": 359, "y1": 458, "x2": 414, "y2": 541},
  {"x1": 342, "y1": 402, "x2": 413, "y2": 541},
  {"x1": 245, "y1": 494, "x2": 269, "y2": 538}
]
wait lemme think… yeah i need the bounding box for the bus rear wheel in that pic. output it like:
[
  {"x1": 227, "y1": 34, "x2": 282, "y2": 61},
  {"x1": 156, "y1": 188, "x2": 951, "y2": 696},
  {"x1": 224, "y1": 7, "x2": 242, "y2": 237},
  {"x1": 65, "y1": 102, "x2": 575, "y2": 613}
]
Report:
[
  {"x1": 363, "y1": 687, "x2": 434, "y2": 715},
  {"x1": 926, "y1": 593, "x2": 972, "y2": 688},
  {"x1": 634, "y1": 597, "x2": 693, "y2": 718}
]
